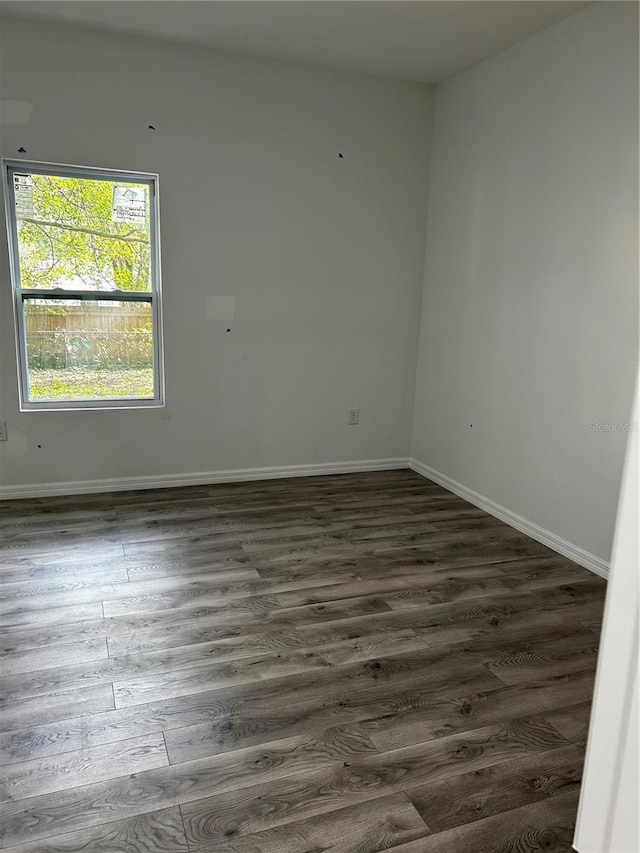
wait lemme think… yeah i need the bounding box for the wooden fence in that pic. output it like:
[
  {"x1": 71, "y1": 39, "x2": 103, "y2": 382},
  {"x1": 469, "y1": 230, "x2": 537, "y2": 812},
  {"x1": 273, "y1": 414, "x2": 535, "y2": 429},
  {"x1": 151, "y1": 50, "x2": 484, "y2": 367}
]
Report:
[
  {"x1": 25, "y1": 306, "x2": 152, "y2": 369},
  {"x1": 25, "y1": 305, "x2": 150, "y2": 332}
]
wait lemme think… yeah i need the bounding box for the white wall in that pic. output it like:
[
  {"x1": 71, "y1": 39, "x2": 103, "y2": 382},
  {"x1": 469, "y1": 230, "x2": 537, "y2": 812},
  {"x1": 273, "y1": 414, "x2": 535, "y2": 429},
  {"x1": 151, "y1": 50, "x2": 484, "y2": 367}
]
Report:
[
  {"x1": 411, "y1": 1, "x2": 639, "y2": 564},
  {"x1": 574, "y1": 382, "x2": 638, "y2": 852},
  {"x1": 0, "y1": 15, "x2": 432, "y2": 490}
]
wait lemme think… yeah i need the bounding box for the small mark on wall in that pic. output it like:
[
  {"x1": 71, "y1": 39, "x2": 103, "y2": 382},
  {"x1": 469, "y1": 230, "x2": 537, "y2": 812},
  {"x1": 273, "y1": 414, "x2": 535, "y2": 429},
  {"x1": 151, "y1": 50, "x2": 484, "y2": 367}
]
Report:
[
  {"x1": 0, "y1": 100, "x2": 34, "y2": 126},
  {"x1": 205, "y1": 295, "x2": 236, "y2": 324}
]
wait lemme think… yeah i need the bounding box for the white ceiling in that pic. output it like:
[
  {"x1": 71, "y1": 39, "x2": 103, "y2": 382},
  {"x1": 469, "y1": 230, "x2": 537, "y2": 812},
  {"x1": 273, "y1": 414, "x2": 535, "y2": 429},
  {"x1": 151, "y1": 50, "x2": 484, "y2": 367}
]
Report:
[{"x1": 0, "y1": 1, "x2": 592, "y2": 83}]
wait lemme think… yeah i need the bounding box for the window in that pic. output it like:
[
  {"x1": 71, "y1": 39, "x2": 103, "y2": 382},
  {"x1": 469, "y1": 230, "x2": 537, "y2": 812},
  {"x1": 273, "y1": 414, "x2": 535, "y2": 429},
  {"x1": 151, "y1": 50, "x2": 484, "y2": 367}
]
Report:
[{"x1": 3, "y1": 161, "x2": 164, "y2": 410}]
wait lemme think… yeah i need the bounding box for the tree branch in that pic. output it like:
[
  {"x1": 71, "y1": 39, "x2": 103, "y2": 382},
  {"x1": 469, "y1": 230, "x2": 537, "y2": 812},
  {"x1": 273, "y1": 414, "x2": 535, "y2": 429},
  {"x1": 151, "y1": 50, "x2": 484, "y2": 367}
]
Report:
[
  {"x1": 20, "y1": 218, "x2": 149, "y2": 245},
  {"x1": 25, "y1": 220, "x2": 60, "y2": 279}
]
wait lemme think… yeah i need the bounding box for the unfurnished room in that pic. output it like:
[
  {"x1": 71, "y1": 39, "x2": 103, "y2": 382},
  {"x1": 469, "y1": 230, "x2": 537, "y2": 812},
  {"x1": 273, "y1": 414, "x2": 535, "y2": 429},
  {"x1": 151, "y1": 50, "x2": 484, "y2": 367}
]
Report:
[{"x1": 0, "y1": 2, "x2": 638, "y2": 852}]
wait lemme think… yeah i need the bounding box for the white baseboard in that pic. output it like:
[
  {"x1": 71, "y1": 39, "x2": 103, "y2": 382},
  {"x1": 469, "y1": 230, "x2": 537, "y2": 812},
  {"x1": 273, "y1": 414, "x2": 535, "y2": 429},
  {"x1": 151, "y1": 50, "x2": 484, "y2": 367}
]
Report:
[
  {"x1": 0, "y1": 457, "x2": 411, "y2": 500},
  {"x1": 409, "y1": 458, "x2": 610, "y2": 580}
]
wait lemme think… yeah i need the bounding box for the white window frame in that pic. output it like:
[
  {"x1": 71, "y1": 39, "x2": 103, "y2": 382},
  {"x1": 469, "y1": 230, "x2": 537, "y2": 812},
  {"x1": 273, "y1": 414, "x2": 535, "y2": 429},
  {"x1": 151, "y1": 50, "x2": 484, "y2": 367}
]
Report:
[{"x1": 2, "y1": 159, "x2": 165, "y2": 411}]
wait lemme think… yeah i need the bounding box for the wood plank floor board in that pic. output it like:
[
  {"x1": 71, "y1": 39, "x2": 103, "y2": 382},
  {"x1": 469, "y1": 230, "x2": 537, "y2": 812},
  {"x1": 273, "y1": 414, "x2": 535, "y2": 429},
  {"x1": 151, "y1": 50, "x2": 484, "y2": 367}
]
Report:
[
  {"x1": 112, "y1": 636, "x2": 480, "y2": 709},
  {"x1": 0, "y1": 592, "x2": 395, "y2": 655},
  {"x1": 0, "y1": 512, "x2": 119, "y2": 527},
  {"x1": 0, "y1": 521, "x2": 120, "y2": 545},
  {"x1": 178, "y1": 714, "x2": 568, "y2": 848},
  {"x1": 104, "y1": 588, "x2": 391, "y2": 628},
  {"x1": 0, "y1": 544, "x2": 125, "y2": 570},
  {"x1": 162, "y1": 665, "x2": 587, "y2": 767},
  {"x1": 540, "y1": 596, "x2": 609, "y2": 627},
  {"x1": 1, "y1": 601, "x2": 105, "y2": 631},
  {"x1": 362, "y1": 538, "x2": 556, "y2": 564},
  {"x1": 0, "y1": 570, "x2": 131, "y2": 604},
  {"x1": 0, "y1": 585, "x2": 583, "y2": 684},
  {"x1": 543, "y1": 701, "x2": 593, "y2": 743},
  {"x1": 380, "y1": 566, "x2": 587, "y2": 611},
  {"x1": 531, "y1": 577, "x2": 608, "y2": 605},
  {"x1": 360, "y1": 669, "x2": 596, "y2": 753},
  {"x1": 0, "y1": 732, "x2": 169, "y2": 803},
  {"x1": 250, "y1": 557, "x2": 509, "y2": 586},
  {"x1": 329, "y1": 543, "x2": 552, "y2": 575},
  {"x1": 0, "y1": 627, "x2": 429, "y2": 706},
  {"x1": 106, "y1": 618, "x2": 394, "y2": 661},
  {"x1": 272, "y1": 590, "x2": 542, "y2": 641},
  {"x1": 3, "y1": 807, "x2": 189, "y2": 853},
  {"x1": 111, "y1": 638, "x2": 504, "y2": 709},
  {"x1": 0, "y1": 684, "x2": 115, "y2": 733},
  {"x1": 0, "y1": 724, "x2": 379, "y2": 847},
  {"x1": 339, "y1": 523, "x2": 543, "y2": 549},
  {"x1": 99, "y1": 569, "x2": 368, "y2": 620},
  {"x1": 405, "y1": 742, "x2": 584, "y2": 833},
  {"x1": 0, "y1": 470, "x2": 606, "y2": 852},
  {"x1": 335, "y1": 520, "x2": 447, "y2": 541},
  {"x1": 104, "y1": 585, "x2": 541, "y2": 655},
  {"x1": 103, "y1": 570, "x2": 527, "y2": 622},
  {"x1": 0, "y1": 500, "x2": 120, "y2": 519},
  {"x1": 380, "y1": 791, "x2": 580, "y2": 853},
  {"x1": 271, "y1": 790, "x2": 429, "y2": 853},
  {"x1": 579, "y1": 615, "x2": 604, "y2": 633},
  {"x1": 0, "y1": 535, "x2": 123, "y2": 559},
  {"x1": 0, "y1": 555, "x2": 173, "y2": 586},
  {"x1": 0, "y1": 638, "x2": 109, "y2": 677},
  {"x1": 0, "y1": 667, "x2": 500, "y2": 769},
  {"x1": 0, "y1": 722, "x2": 86, "y2": 768},
  {"x1": 386, "y1": 502, "x2": 487, "y2": 520},
  {"x1": 123, "y1": 531, "x2": 344, "y2": 561},
  {"x1": 311, "y1": 494, "x2": 463, "y2": 514},
  {"x1": 124, "y1": 554, "x2": 253, "y2": 581},
  {"x1": 104, "y1": 608, "x2": 391, "y2": 658},
  {"x1": 323, "y1": 512, "x2": 437, "y2": 532},
  {"x1": 414, "y1": 619, "x2": 598, "y2": 673},
  {"x1": 323, "y1": 553, "x2": 554, "y2": 582},
  {"x1": 413, "y1": 605, "x2": 571, "y2": 648},
  {"x1": 0, "y1": 521, "x2": 120, "y2": 541},
  {"x1": 427, "y1": 514, "x2": 513, "y2": 532},
  {"x1": 293, "y1": 590, "x2": 555, "y2": 646},
  {"x1": 485, "y1": 644, "x2": 599, "y2": 686},
  {"x1": 0, "y1": 565, "x2": 261, "y2": 613},
  {"x1": 117, "y1": 530, "x2": 315, "y2": 555},
  {"x1": 117, "y1": 519, "x2": 330, "y2": 545},
  {"x1": 185, "y1": 791, "x2": 429, "y2": 853}
]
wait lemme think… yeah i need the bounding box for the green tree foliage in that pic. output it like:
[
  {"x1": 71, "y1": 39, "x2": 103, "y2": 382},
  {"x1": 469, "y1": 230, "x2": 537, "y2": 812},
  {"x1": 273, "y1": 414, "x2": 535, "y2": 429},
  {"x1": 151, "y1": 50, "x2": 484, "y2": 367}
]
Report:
[{"x1": 17, "y1": 175, "x2": 151, "y2": 291}]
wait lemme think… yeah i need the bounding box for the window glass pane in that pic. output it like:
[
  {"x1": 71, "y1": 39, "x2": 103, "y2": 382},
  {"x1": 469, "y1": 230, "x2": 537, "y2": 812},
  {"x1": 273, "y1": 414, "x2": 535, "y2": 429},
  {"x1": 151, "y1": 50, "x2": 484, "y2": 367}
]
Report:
[
  {"x1": 14, "y1": 172, "x2": 152, "y2": 292},
  {"x1": 24, "y1": 299, "x2": 154, "y2": 402}
]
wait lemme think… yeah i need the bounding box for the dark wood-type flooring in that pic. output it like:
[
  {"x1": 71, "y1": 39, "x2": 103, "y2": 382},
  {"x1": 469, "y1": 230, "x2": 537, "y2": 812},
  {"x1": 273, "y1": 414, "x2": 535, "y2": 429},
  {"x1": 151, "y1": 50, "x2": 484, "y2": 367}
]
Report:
[{"x1": 0, "y1": 470, "x2": 607, "y2": 852}]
